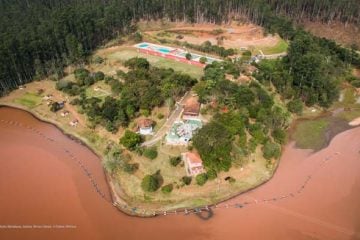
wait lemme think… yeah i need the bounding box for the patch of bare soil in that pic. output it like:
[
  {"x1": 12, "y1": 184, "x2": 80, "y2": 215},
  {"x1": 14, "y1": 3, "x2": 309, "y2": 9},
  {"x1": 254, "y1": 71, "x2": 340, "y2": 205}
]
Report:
[
  {"x1": 353, "y1": 68, "x2": 360, "y2": 78},
  {"x1": 146, "y1": 22, "x2": 281, "y2": 49},
  {"x1": 301, "y1": 20, "x2": 360, "y2": 48}
]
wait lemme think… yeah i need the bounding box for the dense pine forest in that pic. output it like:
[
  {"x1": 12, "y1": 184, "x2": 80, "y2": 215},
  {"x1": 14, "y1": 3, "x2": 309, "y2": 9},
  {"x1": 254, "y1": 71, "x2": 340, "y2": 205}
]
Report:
[{"x1": 1, "y1": 0, "x2": 360, "y2": 97}]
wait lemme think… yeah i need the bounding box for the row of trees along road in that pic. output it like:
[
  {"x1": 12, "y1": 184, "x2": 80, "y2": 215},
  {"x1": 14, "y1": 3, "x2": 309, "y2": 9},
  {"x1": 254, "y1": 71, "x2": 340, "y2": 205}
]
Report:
[{"x1": 1, "y1": 0, "x2": 360, "y2": 96}]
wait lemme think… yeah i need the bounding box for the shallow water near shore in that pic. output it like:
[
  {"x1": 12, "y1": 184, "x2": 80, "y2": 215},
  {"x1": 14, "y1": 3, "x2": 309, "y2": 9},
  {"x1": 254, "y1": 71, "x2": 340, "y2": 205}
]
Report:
[{"x1": 1, "y1": 107, "x2": 360, "y2": 240}]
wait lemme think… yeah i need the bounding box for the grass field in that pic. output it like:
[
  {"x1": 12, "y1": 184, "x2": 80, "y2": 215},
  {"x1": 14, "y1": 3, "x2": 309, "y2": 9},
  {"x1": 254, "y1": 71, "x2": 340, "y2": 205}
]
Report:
[
  {"x1": 108, "y1": 49, "x2": 204, "y2": 79},
  {"x1": 13, "y1": 92, "x2": 41, "y2": 108},
  {"x1": 85, "y1": 81, "x2": 112, "y2": 101},
  {"x1": 333, "y1": 87, "x2": 360, "y2": 121},
  {"x1": 292, "y1": 118, "x2": 330, "y2": 150},
  {"x1": 257, "y1": 39, "x2": 288, "y2": 55}
]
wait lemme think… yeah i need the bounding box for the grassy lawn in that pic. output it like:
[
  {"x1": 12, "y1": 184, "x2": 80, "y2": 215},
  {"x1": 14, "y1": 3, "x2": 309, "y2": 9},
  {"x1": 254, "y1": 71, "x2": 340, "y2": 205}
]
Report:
[
  {"x1": 108, "y1": 48, "x2": 204, "y2": 79},
  {"x1": 292, "y1": 119, "x2": 330, "y2": 150},
  {"x1": 13, "y1": 92, "x2": 42, "y2": 108},
  {"x1": 257, "y1": 39, "x2": 288, "y2": 55},
  {"x1": 332, "y1": 87, "x2": 360, "y2": 121},
  {"x1": 85, "y1": 81, "x2": 112, "y2": 101}
]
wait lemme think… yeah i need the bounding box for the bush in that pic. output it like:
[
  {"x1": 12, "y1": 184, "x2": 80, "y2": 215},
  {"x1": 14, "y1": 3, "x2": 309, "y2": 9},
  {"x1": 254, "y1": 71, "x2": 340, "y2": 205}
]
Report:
[
  {"x1": 120, "y1": 130, "x2": 142, "y2": 150},
  {"x1": 262, "y1": 141, "x2": 281, "y2": 160},
  {"x1": 181, "y1": 176, "x2": 192, "y2": 185},
  {"x1": 287, "y1": 99, "x2": 303, "y2": 115},
  {"x1": 70, "y1": 98, "x2": 80, "y2": 105},
  {"x1": 50, "y1": 102, "x2": 62, "y2": 112},
  {"x1": 74, "y1": 68, "x2": 90, "y2": 82},
  {"x1": 351, "y1": 80, "x2": 360, "y2": 88},
  {"x1": 94, "y1": 71, "x2": 105, "y2": 81},
  {"x1": 196, "y1": 173, "x2": 208, "y2": 186},
  {"x1": 123, "y1": 163, "x2": 139, "y2": 174},
  {"x1": 93, "y1": 56, "x2": 104, "y2": 64},
  {"x1": 103, "y1": 157, "x2": 120, "y2": 175},
  {"x1": 228, "y1": 177, "x2": 236, "y2": 184},
  {"x1": 199, "y1": 57, "x2": 207, "y2": 64},
  {"x1": 131, "y1": 32, "x2": 143, "y2": 43},
  {"x1": 161, "y1": 184, "x2": 173, "y2": 193},
  {"x1": 185, "y1": 53, "x2": 192, "y2": 60},
  {"x1": 169, "y1": 156, "x2": 181, "y2": 166},
  {"x1": 141, "y1": 174, "x2": 160, "y2": 192},
  {"x1": 143, "y1": 147, "x2": 158, "y2": 160},
  {"x1": 124, "y1": 57, "x2": 149, "y2": 70},
  {"x1": 56, "y1": 79, "x2": 70, "y2": 90},
  {"x1": 272, "y1": 128, "x2": 286, "y2": 144},
  {"x1": 206, "y1": 169, "x2": 217, "y2": 180},
  {"x1": 157, "y1": 113, "x2": 164, "y2": 119},
  {"x1": 140, "y1": 109, "x2": 150, "y2": 117}
]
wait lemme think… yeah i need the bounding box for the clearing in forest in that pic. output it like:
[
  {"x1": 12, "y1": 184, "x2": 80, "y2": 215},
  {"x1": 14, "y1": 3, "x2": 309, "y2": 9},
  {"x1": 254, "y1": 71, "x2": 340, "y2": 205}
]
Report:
[{"x1": 141, "y1": 21, "x2": 287, "y2": 54}]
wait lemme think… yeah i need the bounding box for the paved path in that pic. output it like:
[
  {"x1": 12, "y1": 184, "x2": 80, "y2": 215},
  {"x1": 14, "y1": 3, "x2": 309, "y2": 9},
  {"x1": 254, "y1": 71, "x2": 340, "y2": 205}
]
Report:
[{"x1": 141, "y1": 92, "x2": 191, "y2": 147}]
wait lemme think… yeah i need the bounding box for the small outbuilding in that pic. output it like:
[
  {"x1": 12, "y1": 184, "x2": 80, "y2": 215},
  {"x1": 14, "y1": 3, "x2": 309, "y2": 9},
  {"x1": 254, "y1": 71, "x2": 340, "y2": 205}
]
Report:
[
  {"x1": 60, "y1": 110, "x2": 70, "y2": 117},
  {"x1": 137, "y1": 118, "x2": 154, "y2": 135},
  {"x1": 70, "y1": 119, "x2": 79, "y2": 127},
  {"x1": 182, "y1": 151, "x2": 205, "y2": 176},
  {"x1": 182, "y1": 97, "x2": 201, "y2": 120}
]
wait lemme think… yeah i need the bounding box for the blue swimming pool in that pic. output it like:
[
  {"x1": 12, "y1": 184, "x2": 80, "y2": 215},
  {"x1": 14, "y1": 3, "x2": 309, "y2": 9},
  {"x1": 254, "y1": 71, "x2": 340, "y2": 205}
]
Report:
[
  {"x1": 158, "y1": 48, "x2": 171, "y2": 53},
  {"x1": 138, "y1": 43, "x2": 149, "y2": 48}
]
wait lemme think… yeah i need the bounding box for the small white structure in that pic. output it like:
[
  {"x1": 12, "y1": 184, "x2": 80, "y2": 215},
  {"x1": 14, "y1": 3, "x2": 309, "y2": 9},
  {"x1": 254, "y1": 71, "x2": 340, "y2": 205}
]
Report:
[
  {"x1": 43, "y1": 94, "x2": 53, "y2": 100},
  {"x1": 60, "y1": 110, "x2": 69, "y2": 117},
  {"x1": 137, "y1": 119, "x2": 154, "y2": 135},
  {"x1": 69, "y1": 119, "x2": 79, "y2": 127},
  {"x1": 182, "y1": 152, "x2": 205, "y2": 176}
]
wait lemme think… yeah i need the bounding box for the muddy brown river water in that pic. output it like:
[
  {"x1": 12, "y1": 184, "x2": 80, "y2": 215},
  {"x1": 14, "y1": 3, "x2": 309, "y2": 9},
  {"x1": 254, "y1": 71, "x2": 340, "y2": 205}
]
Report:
[{"x1": 1, "y1": 107, "x2": 360, "y2": 240}]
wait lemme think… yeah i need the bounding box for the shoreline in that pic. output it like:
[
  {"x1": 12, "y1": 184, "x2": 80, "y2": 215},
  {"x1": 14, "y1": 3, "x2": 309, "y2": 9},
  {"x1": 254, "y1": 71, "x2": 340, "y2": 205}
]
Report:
[
  {"x1": 1, "y1": 102, "x2": 357, "y2": 218},
  {"x1": 0, "y1": 103, "x2": 283, "y2": 217}
]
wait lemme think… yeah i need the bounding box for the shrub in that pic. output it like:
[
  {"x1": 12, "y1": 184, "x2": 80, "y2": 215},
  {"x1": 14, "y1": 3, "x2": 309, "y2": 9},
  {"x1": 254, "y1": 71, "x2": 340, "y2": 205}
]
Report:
[
  {"x1": 116, "y1": 70, "x2": 126, "y2": 78},
  {"x1": 56, "y1": 79, "x2": 70, "y2": 90},
  {"x1": 161, "y1": 184, "x2": 173, "y2": 194},
  {"x1": 228, "y1": 177, "x2": 236, "y2": 183},
  {"x1": 199, "y1": 57, "x2": 207, "y2": 64},
  {"x1": 185, "y1": 53, "x2": 192, "y2": 60},
  {"x1": 181, "y1": 176, "x2": 192, "y2": 185},
  {"x1": 169, "y1": 156, "x2": 181, "y2": 166},
  {"x1": 103, "y1": 157, "x2": 120, "y2": 175},
  {"x1": 140, "y1": 109, "x2": 150, "y2": 117},
  {"x1": 262, "y1": 141, "x2": 281, "y2": 160},
  {"x1": 74, "y1": 68, "x2": 90, "y2": 82},
  {"x1": 287, "y1": 99, "x2": 303, "y2": 115},
  {"x1": 272, "y1": 128, "x2": 286, "y2": 144},
  {"x1": 131, "y1": 32, "x2": 143, "y2": 43},
  {"x1": 50, "y1": 102, "x2": 62, "y2": 112},
  {"x1": 123, "y1": 163, "x2": 139, "y2": 174},
  {"x1": 93, "y1": 56, "x2": 104, "y2": 64},
  {"x1": 141, "y1": 174, "x2": 160, "y2": 192},
  {"x1": 351, "y1": 80, "x2": 360, "y2": 88},
  {"x1": 94, "y1": 71, "x2": 105, "y2": 81},
  {"x1": 196, "y1": 173, "x2": 208, "y2": 186},
  {"x1": 206, "y1": 169, "x2": 217, "y2": 180},
  {"x1": 143, "y1": 147, "x2": 158, "y2": 160},
  {"x1": 120, "y1": 130, "x2": 142, "y2": 150},
  {"x1": 124, "y1": 57, "x2": 149, "y2": 70},
  {"x1": 70, "y1": 98, "x2": 80, "y2": 105},
  {"x1": 157, "y1": 113, "x2": 164, "y2": 119}
]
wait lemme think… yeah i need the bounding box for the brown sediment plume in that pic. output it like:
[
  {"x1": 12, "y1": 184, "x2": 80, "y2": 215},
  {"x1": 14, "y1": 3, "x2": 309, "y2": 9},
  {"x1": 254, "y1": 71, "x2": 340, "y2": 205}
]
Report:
[{"x1": 1, "y1": 107, "x2": 360, "y2": 240}]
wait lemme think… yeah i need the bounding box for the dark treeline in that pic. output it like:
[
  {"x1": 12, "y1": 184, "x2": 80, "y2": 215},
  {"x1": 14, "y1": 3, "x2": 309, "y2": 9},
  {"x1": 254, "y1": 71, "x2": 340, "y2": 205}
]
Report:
[
  {"x1": 1, "y1": 0, "x2": 360, "y2": 96},
  {"x1": 268, "y1": 0, "x2": 360, "y2": 24}
]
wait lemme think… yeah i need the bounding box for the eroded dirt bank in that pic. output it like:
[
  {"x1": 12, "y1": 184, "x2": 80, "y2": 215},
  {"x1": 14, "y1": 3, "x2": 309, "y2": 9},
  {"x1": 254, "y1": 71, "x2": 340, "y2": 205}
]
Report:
[{"x1": 1, "y1": 107, "x2": 360, "y2": 240}]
